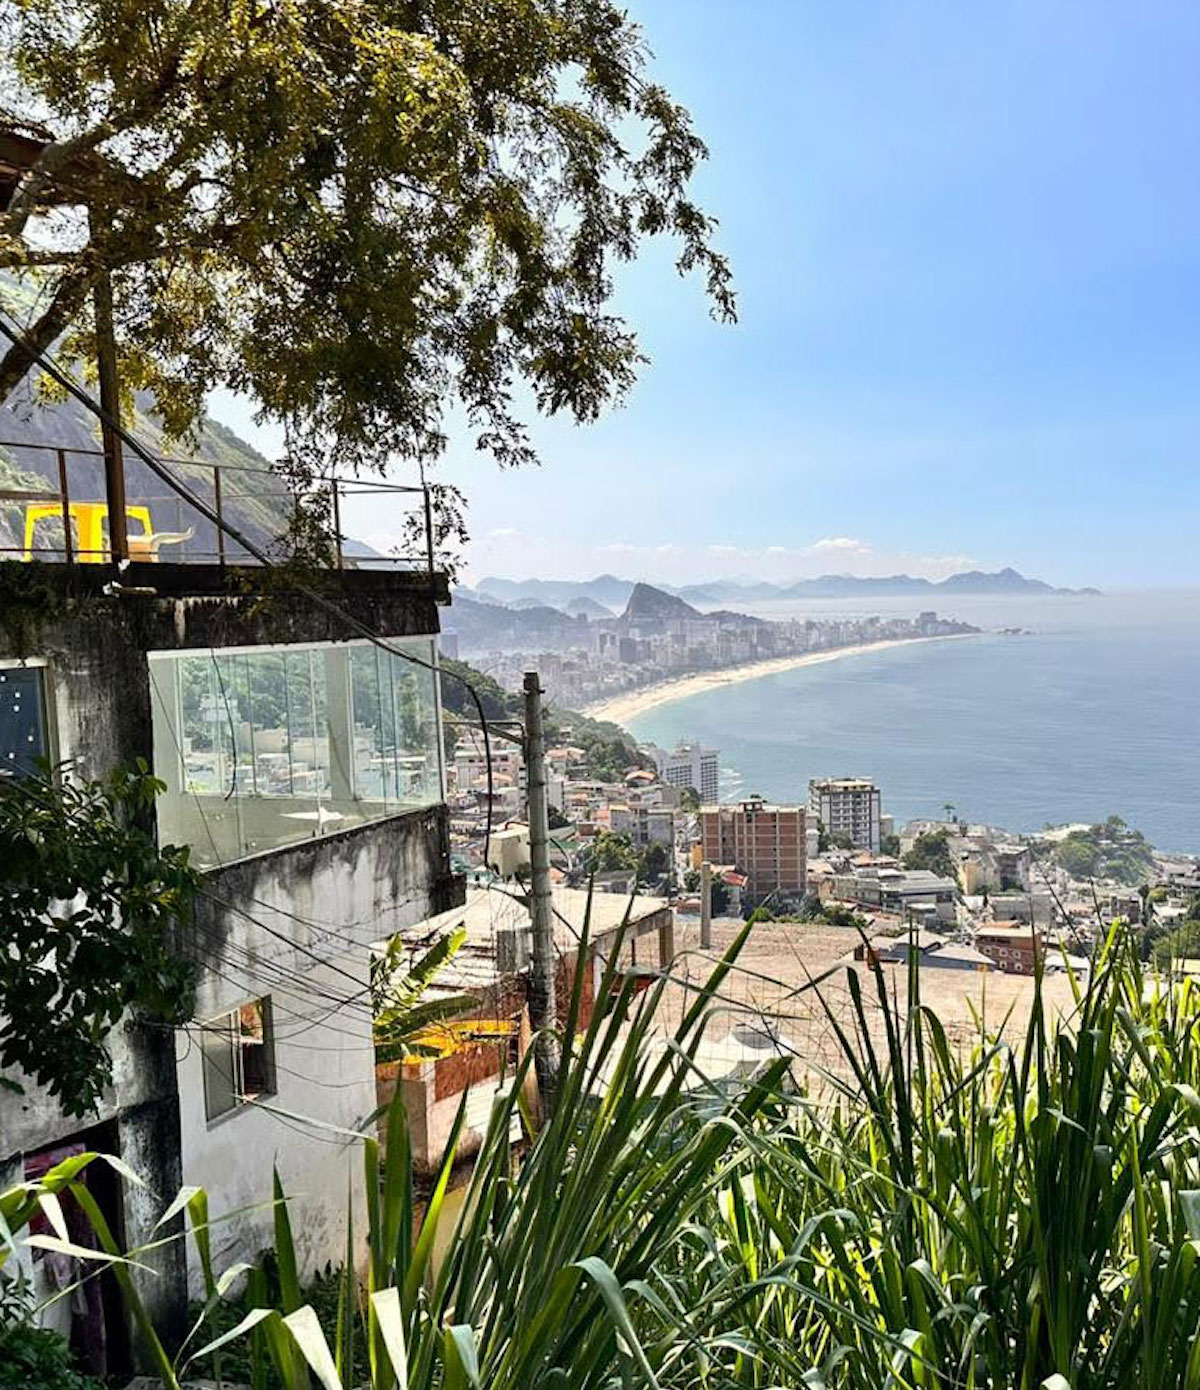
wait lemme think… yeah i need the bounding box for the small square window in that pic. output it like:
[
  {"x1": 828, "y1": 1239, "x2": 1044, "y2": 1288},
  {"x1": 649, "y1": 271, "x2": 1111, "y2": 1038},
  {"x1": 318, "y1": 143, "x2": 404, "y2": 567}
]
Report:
[
  {"x1": 0, "y1": 665, "x2": 49, "y2": 780},
  {"x1": 200, "y1": 997, "x2": 276, "y2": 1122}
]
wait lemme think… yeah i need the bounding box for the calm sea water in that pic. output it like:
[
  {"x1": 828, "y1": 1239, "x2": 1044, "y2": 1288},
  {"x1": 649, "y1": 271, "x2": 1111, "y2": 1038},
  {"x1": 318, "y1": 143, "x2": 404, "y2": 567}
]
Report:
[{"x1": 624, "y1": 590, "x2": 1200, "y2": 855}]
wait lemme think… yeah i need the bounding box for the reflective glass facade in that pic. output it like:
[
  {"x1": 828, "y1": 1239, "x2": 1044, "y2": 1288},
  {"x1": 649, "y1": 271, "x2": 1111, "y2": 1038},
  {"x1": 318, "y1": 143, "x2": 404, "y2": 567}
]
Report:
[{"x1": 149, "y1": 638, "x2": 443, "y2": 866}]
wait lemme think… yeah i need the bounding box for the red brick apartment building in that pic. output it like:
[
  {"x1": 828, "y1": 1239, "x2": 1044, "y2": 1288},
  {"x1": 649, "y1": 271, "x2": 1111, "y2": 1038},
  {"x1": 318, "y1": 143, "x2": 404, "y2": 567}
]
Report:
[
  {"x1": 700, "y1": 796, "x2": 807, "y2": 901},
  {"x1": 974, "y1": 921, "x2": 1044, "y2": 975}
]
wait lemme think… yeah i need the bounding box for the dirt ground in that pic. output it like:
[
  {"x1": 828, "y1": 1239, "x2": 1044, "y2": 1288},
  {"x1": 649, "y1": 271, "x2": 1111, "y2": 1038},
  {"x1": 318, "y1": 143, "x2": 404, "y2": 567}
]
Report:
[{"x1": 646, "y1": 915, "x2": 1080, "y2": 1093}]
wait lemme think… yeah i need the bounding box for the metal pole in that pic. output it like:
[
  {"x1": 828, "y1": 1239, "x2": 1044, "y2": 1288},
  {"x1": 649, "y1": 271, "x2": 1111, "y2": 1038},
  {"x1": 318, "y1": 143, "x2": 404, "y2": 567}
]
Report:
[
  {"x1": 55, "y1": 449, "x2": 72, "y2": 563},
  {"x1": 331, "y1": 479, "x2": 343, "y2": 570},
  {"x1": 213, "y1": 466, "x2": 225, "y2": 568},
  {"x1": 524, "y1": 670, "x2": 560, "y2": 1115},
  {"x1": 700, "y1": 860, "x2": 713, "y2": 950},
  {"x1": 92, "y1": 261, "x2": 128, "y2": 562}
]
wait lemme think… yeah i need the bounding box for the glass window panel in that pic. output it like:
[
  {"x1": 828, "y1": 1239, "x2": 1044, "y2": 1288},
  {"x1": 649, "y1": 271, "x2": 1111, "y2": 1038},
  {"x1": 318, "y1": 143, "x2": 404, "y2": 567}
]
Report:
[
  {"x1": 0, "y1": 666, "x2": 48, "y2": 780},
  {"x1": 200, "y1": 997, "x2": 276, "y2": 1121},
  {"x1": 200, "y1": 1014, "x2": 237, "y2": 1122},
  {"x1": 150, "y1": 638, "x2": 443, "y2": 866}
]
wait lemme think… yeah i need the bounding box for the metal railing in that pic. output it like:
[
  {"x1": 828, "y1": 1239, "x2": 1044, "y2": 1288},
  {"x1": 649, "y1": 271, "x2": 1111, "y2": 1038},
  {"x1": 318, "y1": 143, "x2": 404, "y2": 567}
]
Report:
[{"x1": 0, "y1": 439, "x2": 436, "y2": 571}]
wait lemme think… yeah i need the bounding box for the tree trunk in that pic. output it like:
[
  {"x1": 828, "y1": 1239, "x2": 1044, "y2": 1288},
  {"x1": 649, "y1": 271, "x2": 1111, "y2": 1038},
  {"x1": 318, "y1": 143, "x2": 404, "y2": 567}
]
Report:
[{"x1": 0, "y1": 265, "x2": 97, "y2": 405}]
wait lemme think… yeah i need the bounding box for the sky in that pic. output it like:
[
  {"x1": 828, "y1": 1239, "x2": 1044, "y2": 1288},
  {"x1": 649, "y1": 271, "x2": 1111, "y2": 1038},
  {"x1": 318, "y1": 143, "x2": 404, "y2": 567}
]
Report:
[{"x1": 215, "y1": 1, "x2": 1200, "y2": 588}]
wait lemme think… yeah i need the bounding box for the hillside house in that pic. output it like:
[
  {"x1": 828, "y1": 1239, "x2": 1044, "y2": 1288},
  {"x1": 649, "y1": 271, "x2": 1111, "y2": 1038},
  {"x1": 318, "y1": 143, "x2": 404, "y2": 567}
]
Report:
[{"x1": 0, "y1": 551, "x2": 463, "y2": 1373}]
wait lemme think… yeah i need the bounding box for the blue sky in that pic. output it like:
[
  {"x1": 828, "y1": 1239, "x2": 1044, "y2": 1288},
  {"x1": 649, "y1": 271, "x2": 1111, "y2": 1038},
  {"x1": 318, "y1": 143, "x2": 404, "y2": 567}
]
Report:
[{"x1": 218, "y1": 1, "x2": 1200, "y2": 587}]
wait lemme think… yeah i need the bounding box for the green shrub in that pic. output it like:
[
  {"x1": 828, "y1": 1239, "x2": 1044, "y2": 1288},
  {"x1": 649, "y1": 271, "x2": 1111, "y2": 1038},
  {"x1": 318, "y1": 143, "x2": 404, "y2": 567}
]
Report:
[{"x1": 0, "y1": 1323, "x2": 104, "y2": 1390}]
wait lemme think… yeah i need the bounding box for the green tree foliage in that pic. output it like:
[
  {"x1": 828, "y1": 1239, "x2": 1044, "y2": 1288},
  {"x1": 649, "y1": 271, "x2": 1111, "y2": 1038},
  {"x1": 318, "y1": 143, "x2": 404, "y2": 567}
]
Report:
[
  {"x1": 881, "y1": 832, "x2": 901, "y2": 857},
  {"x1": 370, "y1": 926, "x2": 476, "y2": 1064},
  {"x1": 584, "y1": 829, "x2": 637, "y2": 874},
  {"x1": 903, "y1": 828, "x2": 957, "y2": 879},
  {"x1": 1051, "y1": 816, "x2": 1156, "y2": 885},
  {"x1": 679, "y1": 786, "x2": 701, "y2": 812},
  {"x1": 0, "y1": 763, "x2": 197, "y2": 1117},
  {"x1": 1149, "y1": 919, "x2": 1200, "y2": 969},
  {"x1": 637, "y1": 840, "x2": 669, "y2": 882},
  {"x1": 0, "y1": 0, "x2": 734, "y2": 491},
  {"x1": 439, "y1": 657, "x2": 516, "y2": 725}
]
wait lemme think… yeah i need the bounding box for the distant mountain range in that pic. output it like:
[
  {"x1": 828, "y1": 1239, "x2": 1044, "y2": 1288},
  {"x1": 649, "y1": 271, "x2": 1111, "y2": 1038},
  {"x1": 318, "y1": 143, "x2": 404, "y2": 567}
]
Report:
[{"x1": 467, "y1": 568, "x2": 1100, "y2": 610}]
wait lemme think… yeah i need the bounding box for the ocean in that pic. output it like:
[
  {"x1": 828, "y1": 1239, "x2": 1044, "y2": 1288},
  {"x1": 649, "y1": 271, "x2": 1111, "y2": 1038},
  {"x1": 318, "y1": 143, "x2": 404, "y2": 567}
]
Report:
[{"x1": 623, "y1": 589, "x2": 1200, "y2": 855}]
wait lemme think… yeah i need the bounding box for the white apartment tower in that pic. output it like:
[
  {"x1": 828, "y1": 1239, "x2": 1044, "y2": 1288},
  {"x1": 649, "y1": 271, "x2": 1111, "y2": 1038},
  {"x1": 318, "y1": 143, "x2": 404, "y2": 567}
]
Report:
[
  {"x1": 809, "y1": 776, "x2": 883, "y2": 853},
  {"x1": 650, "y1": 741, "x2": 720, "y2": 803}
]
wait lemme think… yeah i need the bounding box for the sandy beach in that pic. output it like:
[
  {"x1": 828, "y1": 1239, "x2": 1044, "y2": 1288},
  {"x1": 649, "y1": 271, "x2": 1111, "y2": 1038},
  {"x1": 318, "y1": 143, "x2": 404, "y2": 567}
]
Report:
[{"x1": 583, "y1": 634, "x2": 974, "y2": 726}]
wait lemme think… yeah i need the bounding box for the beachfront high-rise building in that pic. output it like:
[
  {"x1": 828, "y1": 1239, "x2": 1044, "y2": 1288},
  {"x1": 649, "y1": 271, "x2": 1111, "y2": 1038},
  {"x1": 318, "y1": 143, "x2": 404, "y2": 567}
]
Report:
[
  {"x1": 809, "y1": 776, "x2": 883, "y2": 853},
  {"x1": 700, "y1": 796, "x2": 806, "y2": 901},
  {"x1": 649, "y1": 740, "x2": 720, "y2": 803}
]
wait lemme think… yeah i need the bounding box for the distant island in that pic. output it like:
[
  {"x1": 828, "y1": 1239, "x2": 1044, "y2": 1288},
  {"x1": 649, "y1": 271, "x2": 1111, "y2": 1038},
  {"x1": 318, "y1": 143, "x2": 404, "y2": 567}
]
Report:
[{"x1": 465, "y1": 567, "x2": 1101, "y2": 610}]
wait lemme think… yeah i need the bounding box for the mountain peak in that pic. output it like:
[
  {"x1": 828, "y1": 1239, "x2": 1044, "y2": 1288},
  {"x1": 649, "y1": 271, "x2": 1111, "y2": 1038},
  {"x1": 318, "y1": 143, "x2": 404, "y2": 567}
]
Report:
[{"x1": 622, "y1": 582, "x2": 702, "y2": 622}]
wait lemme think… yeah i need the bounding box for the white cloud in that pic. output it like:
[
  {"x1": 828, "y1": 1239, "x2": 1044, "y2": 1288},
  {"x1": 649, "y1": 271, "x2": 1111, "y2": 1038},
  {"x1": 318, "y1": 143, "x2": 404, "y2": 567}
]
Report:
[{"x1": 809, "y1": 536, "x2": 872, "y2": 554}]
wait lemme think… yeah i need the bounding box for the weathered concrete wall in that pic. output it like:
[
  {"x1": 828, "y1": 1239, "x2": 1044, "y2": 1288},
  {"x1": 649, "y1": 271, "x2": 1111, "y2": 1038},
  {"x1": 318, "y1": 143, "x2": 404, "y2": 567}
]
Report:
[
  {"x1": 177, "y1": 807, "x2": 463, "y2": 1289},
  {"x1": 0, "y1": 562, "x2": 447, "y2": 785}
]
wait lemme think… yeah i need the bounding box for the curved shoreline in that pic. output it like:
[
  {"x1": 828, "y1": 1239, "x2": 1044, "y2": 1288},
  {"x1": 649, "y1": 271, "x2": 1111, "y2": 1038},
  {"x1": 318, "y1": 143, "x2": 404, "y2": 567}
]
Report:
[{"x1": 582, "y1": 633, "x2": 977, "y2": 726}]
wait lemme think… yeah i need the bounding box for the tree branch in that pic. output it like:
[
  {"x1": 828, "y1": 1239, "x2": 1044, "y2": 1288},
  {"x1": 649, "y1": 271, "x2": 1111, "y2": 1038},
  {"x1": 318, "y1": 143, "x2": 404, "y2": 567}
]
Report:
[{"x1": 0, "y1": 265, "x2": 99, "y2": 405}]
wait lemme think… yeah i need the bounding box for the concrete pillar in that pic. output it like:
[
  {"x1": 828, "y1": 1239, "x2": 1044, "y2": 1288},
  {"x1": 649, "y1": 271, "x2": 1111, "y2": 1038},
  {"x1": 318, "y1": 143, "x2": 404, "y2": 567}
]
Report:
[{"x1": 657, "y1": 911, "x2": 676, "y2": 971}]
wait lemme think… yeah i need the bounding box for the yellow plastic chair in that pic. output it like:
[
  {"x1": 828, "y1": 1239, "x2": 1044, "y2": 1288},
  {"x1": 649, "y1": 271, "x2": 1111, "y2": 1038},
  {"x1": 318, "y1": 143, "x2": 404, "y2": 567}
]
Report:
[{"x1": 23, "y1": 501, "x2": 154, "y2": 562}]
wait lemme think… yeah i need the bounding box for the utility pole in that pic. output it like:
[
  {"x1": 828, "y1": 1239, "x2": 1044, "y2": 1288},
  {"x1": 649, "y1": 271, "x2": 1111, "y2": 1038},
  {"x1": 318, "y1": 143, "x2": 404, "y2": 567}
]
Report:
[
  {"x1": 700, "y1": 859, "x2": 713, "y2": 950},
  {"x1": 91, "y1": 221, "x2": 128, "y2": 562},
  {"x1": 523, "y1": 671, "x2": 560, "y2": 1114}
]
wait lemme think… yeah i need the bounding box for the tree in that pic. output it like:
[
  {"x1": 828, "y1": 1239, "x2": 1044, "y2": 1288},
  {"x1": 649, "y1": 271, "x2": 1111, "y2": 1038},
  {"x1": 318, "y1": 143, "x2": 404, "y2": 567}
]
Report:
[
  {"x1": 585, "y1": 830, "x2": 637, "y2": 874},
  {"x1": 0, "y1": 1, "x2": 734, "y2": 517},
  {"x1": 371, "y1": 927, "x2": 475, "y2": 1063},
  {"x1": 903, "y1": 829, "x2": 957, "y2": 880},
  {"x1": 816, "y1": 819, "x2": 830, "y2": 854},
  {"x1": 0, "y1": 763, "x2": 197, "y2": 1117},
  {"x1": 881, "y1": 833, "x2": 901, "y2": 857},
  {"x1": 679, "y1": 786, "x2": 701, "y2": 813},
  {"x1": 637, "y1": 840, "x2": 669, "y2": 882}
]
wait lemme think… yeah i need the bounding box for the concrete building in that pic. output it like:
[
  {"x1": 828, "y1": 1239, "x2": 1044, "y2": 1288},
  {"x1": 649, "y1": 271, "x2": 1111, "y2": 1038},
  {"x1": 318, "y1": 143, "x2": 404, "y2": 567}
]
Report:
[
  {"x1": 699, "y1": 796, "x2": 806, "y2": 902},
  {"x1": 0, "y1": 559, "x2": 462, "y2": 1373},
  {"x1": 975, "y1": 921, "x2": 1044, "y2": 975},
  {"x1": 648, "y1": 740, "x2": 720, "y2": 803},
  {"x1": 809, "y1": 777, "x2": 883, "y2": 853},
  {"x1": 375, "y1": 887, "x2": 675, "y2": 1174},
  {"x1": 609, "y1": 802, "x2": 676, "y2": 850},
  {"x1": 834, "y1": 867, "x2": 958, "y2": 924}
]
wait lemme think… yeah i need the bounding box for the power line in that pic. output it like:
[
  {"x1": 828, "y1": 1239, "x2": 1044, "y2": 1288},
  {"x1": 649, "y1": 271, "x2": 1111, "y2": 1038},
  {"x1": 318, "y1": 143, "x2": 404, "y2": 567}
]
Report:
[{"x1": 0, "y1": 301, "x2": 505, "y2": 870}]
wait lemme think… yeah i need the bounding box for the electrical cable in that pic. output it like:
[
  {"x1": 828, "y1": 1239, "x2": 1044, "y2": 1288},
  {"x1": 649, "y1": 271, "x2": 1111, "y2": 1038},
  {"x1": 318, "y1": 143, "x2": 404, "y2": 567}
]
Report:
[{"x1": 0, "y1": 303, "x2": 501, "y2": 871}]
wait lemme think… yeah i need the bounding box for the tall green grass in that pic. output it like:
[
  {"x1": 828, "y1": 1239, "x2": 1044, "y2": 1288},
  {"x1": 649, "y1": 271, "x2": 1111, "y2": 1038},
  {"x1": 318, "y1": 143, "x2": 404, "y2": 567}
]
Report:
[
  {"x1": 8, "y1": 922, "x2": 1200, "y2": 1388},
  {"x1": 649, "y1": 926, "x2": 1200, "y2": 1388}
]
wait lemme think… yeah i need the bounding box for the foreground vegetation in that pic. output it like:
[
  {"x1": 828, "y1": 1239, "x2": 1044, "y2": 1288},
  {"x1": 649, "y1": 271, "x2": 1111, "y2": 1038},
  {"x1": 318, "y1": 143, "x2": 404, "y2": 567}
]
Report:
[{"x1": 7, "y1": 922, "x2": 1200, "y2": 1388}]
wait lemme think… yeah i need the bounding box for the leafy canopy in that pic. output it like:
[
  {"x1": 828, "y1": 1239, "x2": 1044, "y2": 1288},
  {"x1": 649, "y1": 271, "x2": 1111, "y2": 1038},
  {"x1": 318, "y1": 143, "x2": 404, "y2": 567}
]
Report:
[
  {"x1": 0, "y1": 763, "x2": 197, "y2": 1117},
  {"x1": 0, "y1": 0, "x2": 734, "y2": 479},
  {"x1": 903, "y1": 828, "x2": 958, "y2": 880}
]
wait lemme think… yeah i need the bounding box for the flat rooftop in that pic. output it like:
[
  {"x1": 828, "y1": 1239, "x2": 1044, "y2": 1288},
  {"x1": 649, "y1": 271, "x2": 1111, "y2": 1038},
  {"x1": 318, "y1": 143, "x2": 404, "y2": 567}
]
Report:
[{"x1": 375, "y1": 885, "x2": 671, "y2": 998}]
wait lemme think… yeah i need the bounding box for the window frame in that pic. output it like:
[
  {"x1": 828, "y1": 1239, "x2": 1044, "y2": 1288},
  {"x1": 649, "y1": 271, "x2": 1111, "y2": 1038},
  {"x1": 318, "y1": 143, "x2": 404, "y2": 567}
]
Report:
[
  {"x1": 200, "y1": 995, "x2": 277, "y2": 1124},
  {"x1": 0, "y1": 658, "x2": 55, "y2": 780}
]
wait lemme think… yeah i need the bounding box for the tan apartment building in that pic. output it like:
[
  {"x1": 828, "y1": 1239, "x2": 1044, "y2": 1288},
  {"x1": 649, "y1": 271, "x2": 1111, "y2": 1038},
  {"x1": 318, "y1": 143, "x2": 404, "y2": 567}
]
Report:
[{"x1": 700, "y1": 795, "x2": 807, "y2": 902}]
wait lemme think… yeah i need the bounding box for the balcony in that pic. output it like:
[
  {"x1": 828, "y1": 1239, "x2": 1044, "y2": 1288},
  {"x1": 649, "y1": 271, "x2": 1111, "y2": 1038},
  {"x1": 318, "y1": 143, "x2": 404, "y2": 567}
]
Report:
[{"x1": 0, "y1": 438, "x2": 434, "y2": 571}]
